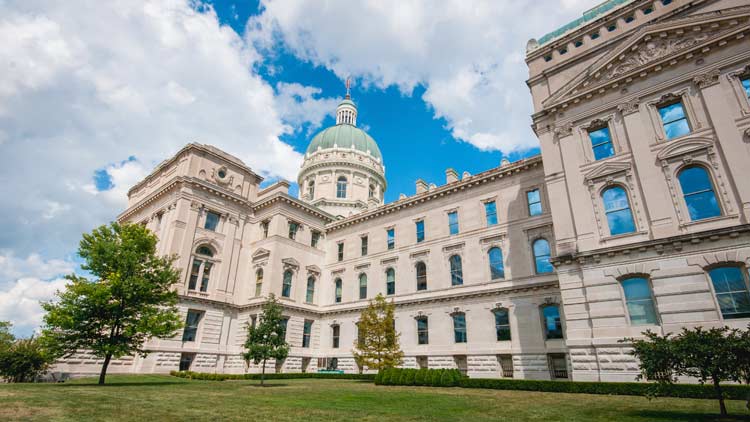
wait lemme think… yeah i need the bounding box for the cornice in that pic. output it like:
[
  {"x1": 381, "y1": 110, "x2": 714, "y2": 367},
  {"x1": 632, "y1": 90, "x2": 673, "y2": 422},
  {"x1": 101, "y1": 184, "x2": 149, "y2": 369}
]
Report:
[
  {"x1": 298, "y1": 158, "x2": 388, "y2": 189},
  {"x1": 252, "y1": 191, "x2": 335, "y2": 223}
]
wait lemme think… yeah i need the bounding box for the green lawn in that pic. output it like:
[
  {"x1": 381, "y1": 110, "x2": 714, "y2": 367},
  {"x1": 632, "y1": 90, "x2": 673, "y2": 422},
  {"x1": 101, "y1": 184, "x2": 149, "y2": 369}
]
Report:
[{"x1": 1, "y1": 375, "x2": 749, "y2": 422}]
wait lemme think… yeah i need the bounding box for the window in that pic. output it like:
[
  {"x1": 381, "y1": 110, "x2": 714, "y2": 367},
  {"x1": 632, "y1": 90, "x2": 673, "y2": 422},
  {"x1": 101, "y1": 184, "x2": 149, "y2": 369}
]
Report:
[
  {"x1": 527, "y1": 189, "x2": 542, "y2": 216},
  {"x1": 533, "y1": 239, "x2": 553, "y2": 274},
  {"x1": 417, "y1": 317, "x2": 429, "y2": 345},
  {"x1": 334, "y1": 278, "x2": 342, "y2": 303},
  {"x1": 387, "y1": 228, "x2": 395, "y2": 250},
  {"x1": 449, "y1": 255, "x2": 463, "y2": 286},
  {"x1": 306, "y1": 276, "x2": 315, "y2": 303},
  {"x1": 386, "y1": 268, "x2": 396, "y2": 296},
  {"x1": 188, "y1": 247, "x2": 214, "y2": 292},
  {"x1": 260, "y1": 220, "x2": 269, "y2": 238},
  {"x1": 588, "y1": 126, "x2": 614, "y2": 160},
  {"x1": 337, "y1": 242, "x2": 344, "y2": 262},
  {"x1": 204, "y1": 211, "x2": 220, "y2": 231},
  {"x1": 302, "y1": 320, "x2": 313, "y2": 348},
  {"x1": 311, "y1": 231, "x2": 321, "y2": 248},
  {"x1": 677, "y1": 166, "x2": 721, "y2": 221},
  {"x1": 308, "y1": 181, "x2": 315, "y2": 198},
  {"x1": 448, "y1": 211, "x2": 459, "y2": 235},
  {"x1": 658, "y1": 101, "x2": 690, "y2": 139},
  {"x1": 255, "y1": 269, "x2": 263, "y2": 297},
  {"x1": 542, "y1": 305, "x2": 563, "y2": 339},
  {"x1": 179, "y1": 353, "x2": 195, "y2": 371},
  {"x1": 196, "y1": 246, "x2": 213, "y2": 257},
  {"x1": 742, "y1": 77, "x2": 750, "y2": 98},
  {"x1": 549, "y1": 354, "x2": 568, "y2": 379},
  {"x1": 280, "y1": 317, "x2": 289, "y2": 340},
  {"x1": 332, "y1": 325, "x2": 340, "y2": 348},
  {"x1": 182, "y1": 310, "x2": 202, "y2": 342},
  {"x1": 288, "y1": 221, "x2": 299, "y2": 240},
  {"x1": 621, "y1": 277, "x2": 658, "y2": 325},
  {"x1": 708, "y1": 266, "x2": 750, "y2": 319},
  {"x1": 499, "y1": 355, "x2": 514, "y2": 378},
  {"x1": 361, "y1": 236, "x2": 368, "y2": 256},
  {"x1": 602, "y1": 186, "x2": 636, "y2": 235},
  {"x1": 494, "y1": 308, "x2": 511, "y2": 341},
  {"x1": 607, "y1": 23, "x2": 616, "y2": 32},
  {"x1": 282, "y1": 270, "x2": 292, "y2": 298},
  {"x1": 624, "y1": 15, "x2": 634, "y2": 23},
  {"x1": 250, "y1": 315, "x2": 257, "y2": 329},
  {"x1": 453, "y1": 313, "x2": 467, "y2": 343},
  {"x1": 574, "y1": 39, "x2": 583, "y2": 47},
  {"x1": 488, "y1": 247, "x2": 504, "y2": 280},
  {"x1": 485, "y1": 201, "x2": 498, "y2": 226},
  {"x1": 590, "y1": 31, "x2": 600, "y2": 39},
  {"x1": 416, "y1": 262, "x2": 427, "y2": 291},
  {"x1": 415, "y1": 220, "x2": 425, "y2": 243},
  {"x1": 643, "y1": 6, "x2": 653, "y2": 14},
  {"x1": 336, "y1": 176, "x2": 347, "y2": 198},
  {"x1": 369, "y1": 184, "x2": 375, "y2": 199},
  {"x1": 359, "y1": 273, "x2": 368, "y2": 299}
]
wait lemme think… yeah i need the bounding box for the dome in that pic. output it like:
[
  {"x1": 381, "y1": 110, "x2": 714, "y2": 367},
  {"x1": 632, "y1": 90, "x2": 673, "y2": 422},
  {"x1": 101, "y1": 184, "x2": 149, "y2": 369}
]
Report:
[{"x1": 306, "y1": 124, "x2": 382, "y2": 160}]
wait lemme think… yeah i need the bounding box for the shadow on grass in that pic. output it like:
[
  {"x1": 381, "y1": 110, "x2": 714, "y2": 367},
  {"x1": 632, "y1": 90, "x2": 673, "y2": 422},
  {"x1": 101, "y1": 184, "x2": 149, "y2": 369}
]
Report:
[
  {"x1": 59, "y1": 381, "x2": 189, "y2": 388},
  {"x1": 629, "y1": 410, "x2": 750, "y2": 422},
  {"x1": 245, "y1": 383, "x2": 289, "y2": 388}
]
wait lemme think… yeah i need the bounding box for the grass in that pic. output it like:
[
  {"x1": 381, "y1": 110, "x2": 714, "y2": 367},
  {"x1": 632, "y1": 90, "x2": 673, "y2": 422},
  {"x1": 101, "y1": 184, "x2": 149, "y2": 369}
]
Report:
[{"x1": 0, "y1": 375, "x2": 749, "y2": 421}]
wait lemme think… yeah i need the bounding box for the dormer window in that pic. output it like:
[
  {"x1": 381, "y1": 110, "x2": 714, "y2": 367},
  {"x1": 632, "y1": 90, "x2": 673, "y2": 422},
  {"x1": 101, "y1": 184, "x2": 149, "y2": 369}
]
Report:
[{"x1": 590, "y1": 31, "x2": 600, "y2": 40}]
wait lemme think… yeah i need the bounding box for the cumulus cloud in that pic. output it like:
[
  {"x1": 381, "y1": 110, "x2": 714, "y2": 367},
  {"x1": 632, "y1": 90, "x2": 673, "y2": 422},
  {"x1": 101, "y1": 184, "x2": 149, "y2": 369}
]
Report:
[
  {"x1": 0, "y1": 252, "x2": 75, "y2": 289},
  {"x1": 247, "y1": 0, "x2": 586, "y2": 153},
  {"x1": 0, "y1": 277, "x2": 69, "y2": 336},
  {"x1": 275, "y1": 82, "x2": 340, "y2": 135}
]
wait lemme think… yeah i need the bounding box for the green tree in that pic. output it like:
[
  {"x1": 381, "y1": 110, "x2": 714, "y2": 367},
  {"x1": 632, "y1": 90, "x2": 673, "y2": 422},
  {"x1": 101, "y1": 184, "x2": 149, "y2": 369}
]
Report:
[
  {"x1": 0, "y1": 321, "x2": 13, "y2": 351},
  {"x1": 729, "y1": 326, "x2": 750, "y2": 410},
  {"x1": 41, "y1": 222, "x2": 183, "y2": 385},
  {"x1": 352, "y1": 294, "x2": 403, "y2": 371},
  {"x1": 0, "y1": 336, "x2": 55, "y2": 383},
  {"x1": 242, "y1": 294, "x2": 289, "y2": 386}
]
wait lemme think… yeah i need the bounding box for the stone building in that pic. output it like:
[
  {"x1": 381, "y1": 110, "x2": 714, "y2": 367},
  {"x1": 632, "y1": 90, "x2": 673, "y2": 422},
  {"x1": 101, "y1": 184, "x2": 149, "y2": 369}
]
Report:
[{"x1": 56, "y1": 0, "x2": 750, "y2": 381}]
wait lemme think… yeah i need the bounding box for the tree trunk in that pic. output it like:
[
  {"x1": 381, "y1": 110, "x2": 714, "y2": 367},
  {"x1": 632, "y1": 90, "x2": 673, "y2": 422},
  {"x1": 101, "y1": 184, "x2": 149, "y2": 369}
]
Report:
[
  {"x1": 98, "y1": 353, "x2": 112, "y2": 385},
  {"x1": 713, "y1": 378, "x2": 727, "y2": 416},
  {"x1": 261, "y1": 358, "x2": 266, "y2": 386}
]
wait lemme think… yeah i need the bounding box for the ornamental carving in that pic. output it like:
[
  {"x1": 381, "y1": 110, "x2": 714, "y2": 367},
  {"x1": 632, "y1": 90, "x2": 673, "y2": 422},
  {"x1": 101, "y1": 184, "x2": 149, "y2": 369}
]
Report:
[
  {"x1": 617, "y1": 99, "x2": 640, "y2": 115},
  {"x1": 693, "y1": 69, "x2": 721, "y2": 89},
  {"x1": 554, "y1": 122, "x2": 573, "y2": 137}
]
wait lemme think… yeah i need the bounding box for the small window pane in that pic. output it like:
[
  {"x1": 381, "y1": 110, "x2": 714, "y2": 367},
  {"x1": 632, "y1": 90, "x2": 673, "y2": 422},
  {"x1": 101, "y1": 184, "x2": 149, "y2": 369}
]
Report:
[
  {"x1": 621, "y1": 277, "x2": 658, "y2": 325},
  {"x1": 709, "y1": 267, "x2": 750, "y2": 319},
  {"x1": 533, "y1": 239, "x2": 553, "y2": 274},
  {"x1": 335, "y1": 278, "x2": 342, "y2": 303},
  {"x1": 602, "y1": 186, "x2": 636, "y2": 235},
  {"x1": 302, "y1": 320, "x2": 312, "y2": 348},
  {"x1": 361, "y1": 236, "x2": 368, "y2": 256},
  {"x1": 182, "y1": 310, "x2": 202, "y2": 342},
  {"x1": 204, "y1": 211, "x2": 220, "y2": 231},
  {"x1": 448, "y1": 211, "x2": 459, "y2": 235},
  {"x1": 387, "y1": 228, "x2": 395, "y2": 250},
  {"x1": 589, "y1": 127, "x2": 614, "y2": 160},
  {"x1": 417, "y1": 317, "x2": 429, "y2": 345},
  {"x1": 306, "y1": 277, "x2": 315, "y2": 303},
  {"x1": 359, "y1": 273, "x2": 367, "y2": 299},
  {"x1": 658, "y1": 102, "x2": 690, "y2": 139},
  {"x1": 489, "y1": 247, "x2": 504, "y2": 280},
  {"x1": 415, "y1": 220, "x2": 425, "y2": 243},
  {"x1": 494, "y1": 309, "x2": 511, "y2": 341},
  {"x1": 416, "y1": 262, "x2": 427, "y2": 291},
  {"x1": 543, "y1": 306, "x2": 563, "y2": 339},
  {"x1": 450, "y1": 255, "x2": 463, "y2": 286},
  {"x1": 337, "y1": 177, "x2": 347, "y2": 198},
  {"x1": 527, "y1": 189, "x2": 542, "y2": 216},
  {"x1": 282, "y1": 270, "x2": 292, "y2": 298},
  {"x1": 332, "y1": 325, "x2": 340, "y2": 348},
  {"x1": 453, "y1": 314, "x2": 467, "y2": 343},
  {"x1": 200, "y1": 262, "x2": 212, "y2": 292},
  {"x1": 337, "y1": 243, "x2": 344, "y2": 261},
  {"x1": 485, "y1": 201, "x2": 498, "y2": 226},
  {"x1": 386, "y1": 268, "x2": 396, "y2": 296}
]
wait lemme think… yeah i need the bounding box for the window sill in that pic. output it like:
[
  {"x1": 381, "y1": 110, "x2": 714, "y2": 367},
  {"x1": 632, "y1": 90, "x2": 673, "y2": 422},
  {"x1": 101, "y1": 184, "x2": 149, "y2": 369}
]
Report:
[
  {"x1": 600, "y1": 230, "x2": 648, "y2": 242},
  {"x1": 679, "y1": 214, "x2": 737, "y2": 229}
]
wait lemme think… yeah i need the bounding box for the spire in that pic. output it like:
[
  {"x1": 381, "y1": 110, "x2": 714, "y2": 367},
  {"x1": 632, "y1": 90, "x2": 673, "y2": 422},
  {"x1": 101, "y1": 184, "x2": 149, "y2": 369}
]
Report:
[
  {"x1": 336, "y1": 77, "x2": 357, "y2": 126},
  {"x1": 345, "y1": 76, "x2": 351, "y2": 99}
]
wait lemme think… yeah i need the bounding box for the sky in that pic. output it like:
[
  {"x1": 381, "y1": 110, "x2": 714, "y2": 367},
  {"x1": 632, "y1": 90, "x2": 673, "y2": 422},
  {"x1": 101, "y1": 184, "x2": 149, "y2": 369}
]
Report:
[{"x1": 0, "y1": 0, "x2": 595, "y2": 336}]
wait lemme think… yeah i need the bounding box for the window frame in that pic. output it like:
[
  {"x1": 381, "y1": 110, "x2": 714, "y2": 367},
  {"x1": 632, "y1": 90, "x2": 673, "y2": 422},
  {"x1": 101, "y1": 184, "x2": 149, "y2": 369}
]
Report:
[
  {"x1": 619, "y1": 276, "x2": 660, "y2": 326},
  {"x1": 182, "y1": 310, "x2": 203, "y2": 342},
  {"x1": 302, "y1": 320, "x2": 313, "y2": 348},
  {"x1": 337, "y1": 242, "x2": 344, "y2": 262},
  {"x1": 311, "y1": 230, "x2": 321, "y2": 248},
  {"x1": 416, "y1": 316, "x2": 429, "y2": 345},
  {"x1": 452, "y1": 312, "x2": 468, "y2": 343},
  {"x1": 587, "y1": 124, "x2": 615, "y2": 161},
  {"x1": 386, "y1": 268, "x2": 396, "y2": 296},
  {"x1": 706, "y1": 265, "x2": 750, "y2": 320},
  {"x1": 336, "y1": 176, "x2": 347, "y2": 198},
  {"x1": 541, "y1": 304, "x2": 564, "y2": 340},
  {"x1": 657, "y1": 100, "x2": 691, "y2": 140},
  {"x1": 306, "y1": 276, "x2": 316, "y2": 303},
  {"x1": 601, "y1": 185, "x2": 637, "y2": 236},
  {"x1": 358, "y1": 273, "x2": 368, "y2": 300},
  {"x1": 493, "y1": 308, "x2": 511, "y2": 341},
  {"x1": 331, "y1": 324, "x2": 340, "y2": 348},
  {"x1": 188, "y1": 245, "x2": 216, "y2": 293},
  {"x1": 204, "y1": 210, "x2": 221, "y2": 231},
  {"x1": 288, "y1": 221, "x2": 299, "y2": 240},
  {"x1": 448, "y1": 211, "x2": 460, "y2": 235},
  {"x1": 526, "y1": 188, "x2": 543, "y2": 216},
  {"x1": 334, "y1": 278, "x2": 343, "y2": 303},
  {"x1": 488, "y1": 247, "x2": 505, "y2": 280},
  {"x1": 484, "y1": 201, "x2": 498, "y2": 226},
  {"x1": 254, "y1": 268, "x2": 263, "y2": 297},
  {"x1": 415, "y1": 220, "x2": 425, "y2": 243},
  {"x1": 361, "y1": 235, "x2": 368, "y2": 256},
  {"x1": 386, "y1": 228, "x2": 395, "y2": 250},
  {"x1": 532, "y1": 238, "x2": 554, "y2": 275},
  {"x1": 415, "y1": 261, "x2": 427, "y2": 291},
  {"x1": 449, "y1": 254, "x2": 463, "y2": 286},
  {"x1": 676, "y1": 165, "x2": 722, "y2": 222},
  {"x1": 281, "y1": 269, "x2": 293, "y2": 298}
]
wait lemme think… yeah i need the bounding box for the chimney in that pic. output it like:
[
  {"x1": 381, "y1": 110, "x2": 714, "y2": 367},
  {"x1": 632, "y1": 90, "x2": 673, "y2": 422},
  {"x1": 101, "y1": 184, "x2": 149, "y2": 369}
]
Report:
[
  {"x1": 445, "y1": 168, "x2": 459, "y2": 184},
  {"x1": 416, "y1": 179, "x2": 428, "y2": 194}
]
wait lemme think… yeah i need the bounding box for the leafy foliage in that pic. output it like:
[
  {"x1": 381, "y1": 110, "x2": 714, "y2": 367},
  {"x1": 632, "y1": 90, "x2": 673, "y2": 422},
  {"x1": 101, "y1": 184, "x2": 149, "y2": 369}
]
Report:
[
  {"x1": 352, "y1": 294, "x2": 404, "y2": 371},
  {"x1": 170, "y1": 370, "x2": 375, "y2": 381},
  {"x1": 41, "y1": 222, "x2": 183, "y2": 385},
  {"x1": 242, "y1": 294, "x2": 290, "y2": 385},
  {"x1": 0, "y1": 336, "x2": 56, "y2": 383},
  {"x1": 375, "y1": 368, "x2": 463, "y2": 387},
  {"x1": 0, "y1": 321, "x2": 13, "y2": 351}
]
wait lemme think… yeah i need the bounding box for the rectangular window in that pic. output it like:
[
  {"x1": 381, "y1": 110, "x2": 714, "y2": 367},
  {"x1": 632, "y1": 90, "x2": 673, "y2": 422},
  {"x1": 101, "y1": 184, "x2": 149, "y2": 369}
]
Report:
[
  {"x1": 494, "y1": 310, "x2": 511, "y2": 341},
  {"x1": 250, "y1": 315, "x2": 257, "y2": 329},
  {"x1": 188, "y1": 259, "x2": 201, "y2": 290},
  {"x1": 182, "y1": 310, "x2": 202, "y2": 342},
  {"x1": 204, "y1": 211, "x2": 220, "y2": 231},
  {"x1": 200, "y1": 262, "x2": 211, "y2": 292},
  {"x1": 387, "y1": 228, "x2": 395, "y2": 250},
  {"x1": 549, "y1": 354, "x2": 568, "y2": 379},
  {"x1": 306, "y1": 278, "x2": 315, "y2": 303},
  {"x1": 543, "y1": 306, "x2": 563, "y2": 340},
  {"x1": 417, "y1": 317, "x2": 429, "y2": 345},
  {"x1": 484, "y1": 201, "x2": 498, "y2": 226},
  {"x1": 742, "y1": 77, "x2": 750, "y2": 99},
  {"x1": 179, "y1": 353, "x2": 195, "y2": 371},
  {"x1": 255, "y1": 279, "x2": 262, "y2": 297},
  {"x1": 311, "y1": 230, "x2": 321, "y2": 248},
  {"x1": 337, "y1": 242, "x2": 344, "y2": 262},
  {"x1": 302, "y1": 320, "x2": 313, "y2": 348},
  {"x1": 499, "y1": 355, "x2": 514, "y2": 378},
  {"x1": 415, "y1": 220, "x2": 425, "y2": 243},
  {"x1": 453, "y1": 314, "x2": 467, "y2": 343},
  {"x1": 658, "y1": 101, "x2": 690, "y2": 140},
  {"x1": 332, "y1": 325, "x2": 340, "y2": 348},
  {"x1": 588, "y1": 126, "x2": 614, "y2": 160},
  {"x1": 260, "y1": 220, "x2": 269, "y2": 238},
  {"x1": 280, "y1": 317, "x2": 289, "y2": 340},
  {"x1": 448, "y1": 211, "x2": 459, "y2": 235},
  {"x1": 288, "y1": 221, "x2": 299, "y2": 240},
  {"x1": 527, "y1": 189, "x2": 542, "y2": 216},
  {"x1": 361, "y1": 236, "x2": 368, "y2": 256}
]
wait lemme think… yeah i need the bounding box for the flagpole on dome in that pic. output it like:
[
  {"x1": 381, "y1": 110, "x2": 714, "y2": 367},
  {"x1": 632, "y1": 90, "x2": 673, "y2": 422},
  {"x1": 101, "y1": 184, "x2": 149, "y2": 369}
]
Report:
[{"x1": 345, "y1": 76, "x2": 352, "y2": 100}]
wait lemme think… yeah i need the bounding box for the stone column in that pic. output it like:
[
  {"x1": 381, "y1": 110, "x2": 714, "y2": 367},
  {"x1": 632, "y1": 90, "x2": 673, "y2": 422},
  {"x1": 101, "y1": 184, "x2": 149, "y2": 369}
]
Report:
[{"x1": 538, "y1": 127, "x2": 577, "y2": 256}]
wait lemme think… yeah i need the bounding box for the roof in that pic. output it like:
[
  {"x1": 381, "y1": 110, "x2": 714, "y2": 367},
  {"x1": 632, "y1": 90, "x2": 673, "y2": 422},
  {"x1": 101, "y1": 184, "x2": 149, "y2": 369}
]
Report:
[
  {"x1": 306, "y1": 124, "x2": 382, "y2": 160},
  {"x1": 537, "y1": 0, "x2": 633, "y2": 46}
]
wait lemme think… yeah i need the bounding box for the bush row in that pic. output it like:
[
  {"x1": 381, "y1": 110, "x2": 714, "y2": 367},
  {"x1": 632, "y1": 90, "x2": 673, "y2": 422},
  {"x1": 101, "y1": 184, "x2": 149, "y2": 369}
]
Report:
[
  {"x1": 170, "y1": 370, "x2": 375, "y2": 381},
  {"x1": 375, "y1": 368, "x2": 464, "y2": 387}
]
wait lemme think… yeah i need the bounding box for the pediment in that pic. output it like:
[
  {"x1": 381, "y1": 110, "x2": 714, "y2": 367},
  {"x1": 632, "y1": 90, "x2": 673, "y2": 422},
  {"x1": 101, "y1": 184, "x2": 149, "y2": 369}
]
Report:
[
  {"x1": 306, "y1": 264, "x2": 321, "y2": 274},
  {"x1": 583, "y1": 161, "x2": 631, "y2": 182},
  {"x1": 656, "y1": 137, "x2": 714, "y2": 161},
  {"x1": 251, "y1": 248, "x2": 270, "y2": 261},
  {"x1": 281, "y1": 257, "x2": 300, "y2": 268},
  {"x1": 544, "y1": 8, "x2": 749, "y2": 109}
]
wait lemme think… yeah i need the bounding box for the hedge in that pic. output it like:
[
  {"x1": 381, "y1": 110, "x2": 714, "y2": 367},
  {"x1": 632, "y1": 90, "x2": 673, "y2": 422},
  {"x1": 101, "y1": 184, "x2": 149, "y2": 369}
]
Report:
[
  {"x1": 374, "y1": 368, "x2": 463, "y2": 387},
  {"x1": 170, "y1": 370, "x2": 375, "y2": 381}
]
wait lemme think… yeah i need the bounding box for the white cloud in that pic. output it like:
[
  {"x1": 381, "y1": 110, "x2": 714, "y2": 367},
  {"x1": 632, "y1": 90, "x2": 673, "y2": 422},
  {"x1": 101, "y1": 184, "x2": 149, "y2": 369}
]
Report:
[
  {"x1": 275, "y1": 82, "x2": 339, "y2": 134},
  {"x1": 0, "y1": 253, "x2": 75, "y2": 289},
  {"x1": 0, "y1": 277, "x2": 69, "y2": 336},
  {"x1": 248, "y1": 0, "x2": 587, "y2": 152}
]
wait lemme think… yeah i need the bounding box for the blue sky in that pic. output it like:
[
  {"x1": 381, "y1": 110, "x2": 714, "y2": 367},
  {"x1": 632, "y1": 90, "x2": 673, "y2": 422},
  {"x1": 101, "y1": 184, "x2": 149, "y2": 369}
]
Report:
[{"x1": 0, "y1": 0, "x2": 592, "y2": 335}]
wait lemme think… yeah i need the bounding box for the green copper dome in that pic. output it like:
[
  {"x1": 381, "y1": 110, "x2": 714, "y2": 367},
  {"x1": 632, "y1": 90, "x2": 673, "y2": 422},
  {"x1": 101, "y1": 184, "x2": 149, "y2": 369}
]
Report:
[{"x1": 306, "y1": 124, "x2": 382, "y2": 160}]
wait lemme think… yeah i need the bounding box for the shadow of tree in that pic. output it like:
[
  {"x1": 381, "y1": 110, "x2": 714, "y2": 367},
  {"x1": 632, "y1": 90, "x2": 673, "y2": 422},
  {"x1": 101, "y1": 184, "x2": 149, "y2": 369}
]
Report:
[{"x1": 628, "y1": 410, "x2": 750, "y2": 422}]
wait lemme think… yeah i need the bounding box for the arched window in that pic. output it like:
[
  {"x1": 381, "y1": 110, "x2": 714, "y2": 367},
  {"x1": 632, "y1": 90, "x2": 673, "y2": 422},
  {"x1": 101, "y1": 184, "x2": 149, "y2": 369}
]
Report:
[
  {"x1": 533, "y1": 239, "x2": 553, "y2": 274},
  {"x1": 542, "y1": 305, "x2": 563, "y2": 339},
  {"x1": 677, "y1": 166, "x2": 721, "y2": 221},
  {"x1": 334, "y1": 278, "x2": 342, "y2": 303},
  {"x1": 708, "y1": 266, "x2": 750, "y2": 319},
  {"x1": 282, "y1": 270, "x2": 293, "y2": 298},
  {"x1": 306, "y1": 276, "x2": 315, "y2": 303},
  {"x1": 602, "y1": 186, "x2": 636, "y2": 235},
  {"x1": 386, "y1": 268, "x2": 396, "y2": 296},
  {"x1": 488, "y1": 247, "x2": 504, "y2": 280},
  {"x1": 621, "y1": 277, "x2": 658, "y2": 325},
  {"x1": 452, "y1": 313, "x2": 467, "y2": 343},
  {"x1": 416, "y1": 262, "x2": 427, "y2": 291},
  {"x1": 449, "y1": 255, "x2": 463, "y2": 286},
  {"x1": 369, "y1": 184, "x2": 375, "y2": 199},
  {"x1": 255, "y1": 269, "x2": 263, "y2": 297},
  {"x1": 196, "y1": 245, "x2": 214, "y2": 257},
  {"x1": 359, "y1": 273, "x2": 368, "y2": 299},
  {"x1": 337, "y1": 176, "x2": 347, "y2": 198},
  {"x1": 189, "y1": 245, "x2": 215, "y2": 292},
  {"x1": 308, "y1": 181, "x2": 315, "y2": 198},
  {"x1": 493, "y1": 308, "x2": 511, "y2": 341}
]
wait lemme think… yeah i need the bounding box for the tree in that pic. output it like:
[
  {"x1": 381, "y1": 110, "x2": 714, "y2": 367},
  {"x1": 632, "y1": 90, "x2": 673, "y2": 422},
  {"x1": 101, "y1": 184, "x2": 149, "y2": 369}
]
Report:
[
  {"x1": 0, "y1": 321, "x2": 13, "y2": 351},
  {"x1": 41, "y1": 222, "x2": 183, "y2": 385},
  {"x1": 242, "y1": 294, "x2": 289, "y2": 386},
  {"x1": 352, "y1": 294, "x2": 403, "y2": 371},
  {"x1": 0, "y1": 336, "x2": 56, "y2": 383},
  {"x1": 729, "y1": 326, "x2": 750, "y2": 410}
]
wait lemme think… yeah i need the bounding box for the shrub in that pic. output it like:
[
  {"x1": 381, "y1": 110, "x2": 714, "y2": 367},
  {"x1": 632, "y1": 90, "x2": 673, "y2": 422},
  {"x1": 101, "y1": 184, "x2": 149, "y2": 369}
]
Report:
[
  {"x1": 170, "y1": 371, "x2": 376, "y2": 382},
  {"x1": 0, "y1": 336, "x2": 55, "y2": 383},
  {"x1": 404, "y1": 368, "x2": 416, "y2": 386},
  {"x1": 415, "y1": 368, "x2": 427, "y2": 386}
]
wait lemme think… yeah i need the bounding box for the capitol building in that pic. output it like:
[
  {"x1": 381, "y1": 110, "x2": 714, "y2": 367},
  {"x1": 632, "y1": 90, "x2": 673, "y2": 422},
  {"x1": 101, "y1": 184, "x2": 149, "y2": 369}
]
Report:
[{"x1": 58, "y1": 0, "x2": 750, "y2": 382}]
